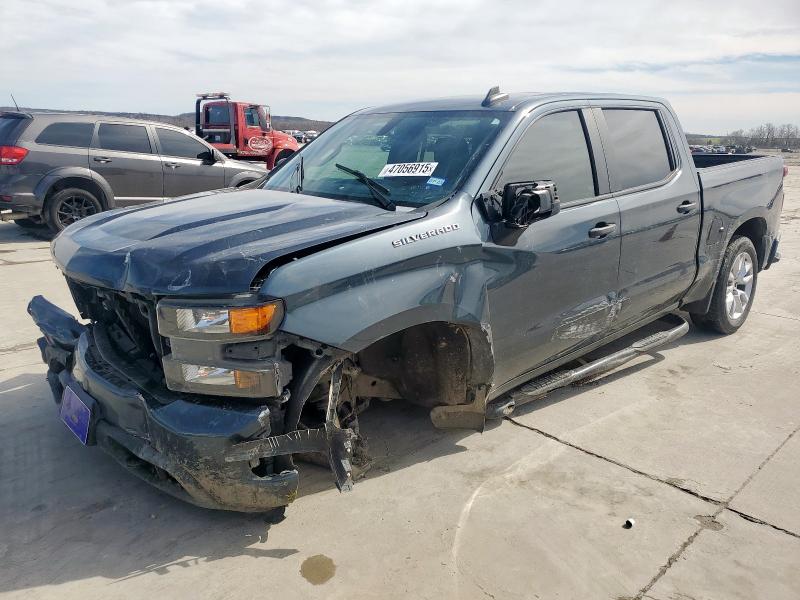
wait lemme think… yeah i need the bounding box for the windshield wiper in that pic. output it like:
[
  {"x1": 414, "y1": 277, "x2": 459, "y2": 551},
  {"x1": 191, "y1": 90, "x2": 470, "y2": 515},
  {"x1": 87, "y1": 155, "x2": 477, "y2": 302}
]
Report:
[{"x1": 335, "y1": 163, "x2": 396, "y2": 211}]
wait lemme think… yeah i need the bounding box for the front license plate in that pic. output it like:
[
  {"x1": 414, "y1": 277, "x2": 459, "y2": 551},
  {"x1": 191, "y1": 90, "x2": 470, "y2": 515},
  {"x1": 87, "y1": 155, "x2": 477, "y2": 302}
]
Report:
[{"x1": 60, "y1": 385, "x2": 91, "y2": 445}]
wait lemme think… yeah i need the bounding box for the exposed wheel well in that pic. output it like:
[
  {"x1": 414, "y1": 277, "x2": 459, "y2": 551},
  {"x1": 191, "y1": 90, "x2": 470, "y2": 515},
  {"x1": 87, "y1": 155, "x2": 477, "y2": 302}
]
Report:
[
  {"x1": 731, "y1": 217, "x2": 767, "y2": 269},
  {"x1": 46, "y1": 178, "x2": 108, "y2": 210},
  {"x1": 355, "y1": 321, "x2": 493, "y2": 409}
]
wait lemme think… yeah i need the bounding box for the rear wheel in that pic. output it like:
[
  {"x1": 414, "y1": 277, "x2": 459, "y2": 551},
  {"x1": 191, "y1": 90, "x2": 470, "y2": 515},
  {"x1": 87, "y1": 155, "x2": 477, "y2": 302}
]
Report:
[
  {"x1": 45, "y1": 188, "x2": 102, "y2": 232},
  {"x1": 690, "y1": 235, "x2": 758, "y2": 334}
]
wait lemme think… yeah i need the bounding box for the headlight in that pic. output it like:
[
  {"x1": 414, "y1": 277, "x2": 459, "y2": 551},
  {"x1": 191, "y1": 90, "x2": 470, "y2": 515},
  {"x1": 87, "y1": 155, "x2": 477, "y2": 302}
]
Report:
[
  {"x1": 157, "y1": 299, "x2": 283, "y2": 340},
  {"x1": 156, "y1": 298, "x2": 290, "y2": 398},
  {"x1": 161, "y1": 358, "x2": 289, "y2": 397}
]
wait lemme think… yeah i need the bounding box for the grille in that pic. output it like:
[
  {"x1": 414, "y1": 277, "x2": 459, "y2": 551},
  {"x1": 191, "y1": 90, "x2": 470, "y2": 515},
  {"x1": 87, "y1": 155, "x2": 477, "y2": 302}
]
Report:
[{"x1": 66, "y1": 277, "x2": 165, "y2": 362}]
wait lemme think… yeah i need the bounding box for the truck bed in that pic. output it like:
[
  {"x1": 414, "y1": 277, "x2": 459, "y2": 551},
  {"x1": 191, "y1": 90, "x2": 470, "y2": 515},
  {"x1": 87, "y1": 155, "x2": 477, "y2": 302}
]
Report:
[{"x1": 694, "y1": 153, "x2": 784, "y2": 193}]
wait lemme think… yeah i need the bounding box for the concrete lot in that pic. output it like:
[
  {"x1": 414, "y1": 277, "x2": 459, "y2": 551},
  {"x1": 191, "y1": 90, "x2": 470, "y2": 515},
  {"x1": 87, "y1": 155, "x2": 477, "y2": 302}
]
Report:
[{"x1": 1, "y1": 164, "x2": 798, "y2": 599}]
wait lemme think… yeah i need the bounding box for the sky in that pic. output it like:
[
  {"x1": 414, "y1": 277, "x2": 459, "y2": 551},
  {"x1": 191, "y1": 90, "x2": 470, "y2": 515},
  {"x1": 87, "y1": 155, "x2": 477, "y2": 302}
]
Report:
[{"x1": 1, "y1": 0, "x2": 799, "y2": 133}]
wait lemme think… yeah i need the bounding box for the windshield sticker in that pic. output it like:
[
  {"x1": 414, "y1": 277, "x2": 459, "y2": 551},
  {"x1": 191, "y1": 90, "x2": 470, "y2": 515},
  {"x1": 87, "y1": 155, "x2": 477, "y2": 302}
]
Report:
[
  {"x1": 378, "y1": 162, "x2": 438, "y2": 178},
  {"x1": 426, "y1": 177, "x2": 446, "y2": 186}
]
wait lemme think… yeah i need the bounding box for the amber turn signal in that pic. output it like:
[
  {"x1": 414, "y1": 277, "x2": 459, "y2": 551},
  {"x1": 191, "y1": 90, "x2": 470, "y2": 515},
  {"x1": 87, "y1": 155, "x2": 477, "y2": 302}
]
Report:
[{"x1": 229, "y1": 303, "x2": 279, "y2": 335}]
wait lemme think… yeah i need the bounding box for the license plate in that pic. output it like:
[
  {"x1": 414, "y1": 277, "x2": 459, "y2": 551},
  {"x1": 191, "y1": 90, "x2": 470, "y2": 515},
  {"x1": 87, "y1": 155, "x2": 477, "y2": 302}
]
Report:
[{"x1": 60, "y1": 385, "x2": 92, "y2": 445}]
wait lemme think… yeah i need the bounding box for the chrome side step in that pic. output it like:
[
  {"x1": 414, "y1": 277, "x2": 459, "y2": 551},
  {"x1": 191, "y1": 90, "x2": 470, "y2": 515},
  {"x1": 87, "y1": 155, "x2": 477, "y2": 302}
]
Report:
[{"x1": 486, "y1": 315, "x2": 690, "y2": 420}]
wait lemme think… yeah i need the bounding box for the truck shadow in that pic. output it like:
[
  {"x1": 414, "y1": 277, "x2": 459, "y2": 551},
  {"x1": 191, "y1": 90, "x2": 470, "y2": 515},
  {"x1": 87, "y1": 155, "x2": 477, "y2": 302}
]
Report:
[{"x1": 0, "y1": 319, "x2": 718, "y2": 593}]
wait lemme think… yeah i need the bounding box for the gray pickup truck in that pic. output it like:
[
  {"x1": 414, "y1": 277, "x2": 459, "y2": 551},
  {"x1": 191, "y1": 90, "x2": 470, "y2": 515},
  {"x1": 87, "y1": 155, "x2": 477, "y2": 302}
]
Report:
[{"x1": 29, "y1": 89, "x2": 784, "y2": 513}]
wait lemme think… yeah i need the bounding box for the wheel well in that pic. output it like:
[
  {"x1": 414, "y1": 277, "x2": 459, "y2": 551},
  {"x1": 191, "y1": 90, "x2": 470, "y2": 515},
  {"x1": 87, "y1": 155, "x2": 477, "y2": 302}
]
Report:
[
  {"x1": 275, "y1": 149, "x2": 294, "y2": 162},
  {"x1": 355, "y1": 321, "x2": 493, "y2": 409},
  {"x1": 732, "y1": 217, "x2": 767, "y2": 269},
  {"x1": 46, "y1": 177, "x2": 108, "y2": 210}
]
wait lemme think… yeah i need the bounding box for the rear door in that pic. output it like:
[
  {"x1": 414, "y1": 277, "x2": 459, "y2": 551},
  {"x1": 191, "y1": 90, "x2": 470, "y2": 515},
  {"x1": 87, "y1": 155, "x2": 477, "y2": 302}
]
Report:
[
  {"x1": 482, "y1": 106, "x2": 622, "y2": 386},
  {"x1": 154, "y1": 127, "x2": 225, "y2": 197},
  {"x1": 90, "y1": 122, "x2": 163, "y2": 205},
  {"x1": 592, "y1": 103, "x2": 701, "y2": 327}
]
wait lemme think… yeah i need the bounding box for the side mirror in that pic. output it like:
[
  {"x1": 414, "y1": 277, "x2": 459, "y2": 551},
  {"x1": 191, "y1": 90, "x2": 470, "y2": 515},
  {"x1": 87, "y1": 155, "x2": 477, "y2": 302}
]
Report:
[
  {"x1": 501, "y1": 181, "x2": 559, "y2": 228},
  {"x1": 199, "y1": 149, "x2": 217, "y2": 165}
]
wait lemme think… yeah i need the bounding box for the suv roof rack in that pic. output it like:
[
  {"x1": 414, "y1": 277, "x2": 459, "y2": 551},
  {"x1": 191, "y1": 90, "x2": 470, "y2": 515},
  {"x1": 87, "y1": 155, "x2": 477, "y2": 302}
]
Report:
[{"x1": 481, "y1": 86, "x2": 509, "y2": 107}]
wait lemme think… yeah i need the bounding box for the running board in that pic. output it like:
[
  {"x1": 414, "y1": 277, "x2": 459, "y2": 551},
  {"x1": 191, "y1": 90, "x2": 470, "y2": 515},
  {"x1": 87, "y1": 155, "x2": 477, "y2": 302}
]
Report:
[{"x1": 486, "y1": 315, "x2": 690, "y2": 420}]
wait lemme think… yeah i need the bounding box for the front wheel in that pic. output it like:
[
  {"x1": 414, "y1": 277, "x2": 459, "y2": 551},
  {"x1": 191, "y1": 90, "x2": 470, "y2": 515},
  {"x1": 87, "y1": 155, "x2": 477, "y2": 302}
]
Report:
[
  {"x1": 690, "y1": 235, "x2": 758, "y2": 334},
  {"x1": 45, "y1": 188, "x2": 102, "y2": 232}
]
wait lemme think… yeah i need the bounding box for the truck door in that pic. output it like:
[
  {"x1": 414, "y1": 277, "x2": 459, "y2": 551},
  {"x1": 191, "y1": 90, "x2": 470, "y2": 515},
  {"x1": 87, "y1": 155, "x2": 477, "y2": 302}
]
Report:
[
  {"x1": 592, "y1": 104, "x2": 701, "y2": 328},
  {"x1": 154, "y1": 127, "x2": 225, "y2": 197},
  {"x1": 240, "y1": 105, "x2": 272, "y2": 156},
  {"x1": 90, "y1": 122, "x2": 163, "y2": 205},
  {"x1": 483, "y1": 108, "x2": 622, "y2": 386}
]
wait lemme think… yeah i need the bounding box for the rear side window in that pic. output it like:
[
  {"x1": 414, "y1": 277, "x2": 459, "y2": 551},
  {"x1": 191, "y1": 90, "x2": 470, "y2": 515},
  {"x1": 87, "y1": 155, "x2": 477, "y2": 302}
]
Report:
[
  {"x1": 156, "y1": 127, "x2": 211, "y2": 159},
  {"x1": 0, "y1": 116, "x2": 30, "y2": 144},
  {"x1": 498, "y1": 110, "x2": 596, "y2": 203},
  {"x1": 602, "y1": 109, "x2": 672, "y2": 191},
  {"x1": 35, "y1": 122, "x2": 94, "y2": 148},
  {"x1": 97, "y1": 123, "x2": 152, "y2": 154}
]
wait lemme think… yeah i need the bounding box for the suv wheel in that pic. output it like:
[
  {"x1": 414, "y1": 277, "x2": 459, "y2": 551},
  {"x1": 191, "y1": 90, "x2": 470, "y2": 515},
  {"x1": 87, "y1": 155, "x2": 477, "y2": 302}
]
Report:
[
  {"x1": 45, "y1": 188, "x2": 102, "y2": 232},
  {"x1": 690, "y1": 235, "x2": 758, "y2": 334}
]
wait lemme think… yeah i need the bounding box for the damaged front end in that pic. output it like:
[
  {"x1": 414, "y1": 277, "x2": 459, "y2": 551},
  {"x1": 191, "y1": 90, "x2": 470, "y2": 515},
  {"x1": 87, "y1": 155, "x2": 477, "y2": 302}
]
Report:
[{"x1": 28, "y1": 287, "x2": 363, "y2": 512}]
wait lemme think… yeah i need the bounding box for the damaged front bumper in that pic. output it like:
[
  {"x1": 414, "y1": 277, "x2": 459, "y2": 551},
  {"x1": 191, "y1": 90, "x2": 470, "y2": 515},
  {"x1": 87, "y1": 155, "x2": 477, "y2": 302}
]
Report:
[{"x1": 28, "y1": 295, "x2": 355, "y2": 512}]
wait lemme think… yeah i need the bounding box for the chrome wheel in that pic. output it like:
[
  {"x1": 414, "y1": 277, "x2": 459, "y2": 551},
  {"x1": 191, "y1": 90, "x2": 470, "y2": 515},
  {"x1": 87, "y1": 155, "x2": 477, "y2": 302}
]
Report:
[
  {"x1": 726, "y1": 251, "x2": 754, "y2": 320},
  {"x1": 56, "y1": 194, "x2": 98, "y2": 227}
]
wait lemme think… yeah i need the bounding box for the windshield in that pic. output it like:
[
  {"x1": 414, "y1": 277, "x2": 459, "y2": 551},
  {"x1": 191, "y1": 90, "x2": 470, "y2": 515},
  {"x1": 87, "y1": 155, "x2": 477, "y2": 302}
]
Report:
[{"x1": 262, "y1": 110, "x2": 510, "y2": 208}]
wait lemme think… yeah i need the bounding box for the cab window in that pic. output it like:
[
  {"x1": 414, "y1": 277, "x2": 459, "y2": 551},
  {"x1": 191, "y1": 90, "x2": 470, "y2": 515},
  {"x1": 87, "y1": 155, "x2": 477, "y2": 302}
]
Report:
[
  {"x1": 601, "y1": 109, "x2": 673, "y2": 191},
  {"x1": 498, "y1": 111, "x2": 597, "y2": 203}
]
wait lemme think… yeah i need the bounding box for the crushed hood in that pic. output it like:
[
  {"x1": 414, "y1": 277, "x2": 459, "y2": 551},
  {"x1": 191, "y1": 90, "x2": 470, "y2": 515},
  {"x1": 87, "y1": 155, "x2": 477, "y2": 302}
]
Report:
[{"x1": 51, "y1": 188, "x2": 425, "y2": 296}]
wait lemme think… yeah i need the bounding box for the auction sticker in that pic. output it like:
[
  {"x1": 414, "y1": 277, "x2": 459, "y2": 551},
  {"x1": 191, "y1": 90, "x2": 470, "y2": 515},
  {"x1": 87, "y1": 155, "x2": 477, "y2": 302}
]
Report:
[{"x1": 378, "y1": 162, "x2": 438, "y2": 177}]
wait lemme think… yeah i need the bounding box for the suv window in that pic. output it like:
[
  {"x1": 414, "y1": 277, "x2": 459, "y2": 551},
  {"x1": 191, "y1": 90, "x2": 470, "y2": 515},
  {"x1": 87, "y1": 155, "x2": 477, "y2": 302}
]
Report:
[
  {"x1": 35, "y1": 122, "x2": 94, "y2": 148},
  {"x1": 602, "y1": 109, "x2": 672, "y2": 191},
  {"x1": 97, "y1": 123, "x2": 152, "y2": 154},
  {"x1": 156, "y1": 128, "x2": 211, "y2": 159},
  {"x1": 498, "y1": 110, "x2": 596, "y2": 203}
]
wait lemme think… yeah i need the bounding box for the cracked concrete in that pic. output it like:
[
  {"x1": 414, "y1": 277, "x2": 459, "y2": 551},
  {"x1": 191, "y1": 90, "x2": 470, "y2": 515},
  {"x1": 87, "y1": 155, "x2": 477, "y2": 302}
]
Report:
[{"x1": 0, "y1": 161, "x2": 798, "y2": 599}]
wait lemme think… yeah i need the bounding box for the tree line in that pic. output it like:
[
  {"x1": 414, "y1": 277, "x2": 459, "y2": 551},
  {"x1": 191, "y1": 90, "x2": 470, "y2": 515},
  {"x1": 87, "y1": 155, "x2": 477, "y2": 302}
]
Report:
[{"x1": 722, "y1": 123, "x2": 799, "y2": 149}]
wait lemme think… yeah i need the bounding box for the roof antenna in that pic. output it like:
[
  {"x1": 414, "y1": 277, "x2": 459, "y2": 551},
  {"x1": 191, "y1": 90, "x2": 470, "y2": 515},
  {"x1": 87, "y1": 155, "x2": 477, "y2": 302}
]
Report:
[
  {"x1": 10, "y1": 92, "x2": 20, "y2": 111},
  {"x1": 481, "y1": 86, "x2": 509, "y2": 107}
]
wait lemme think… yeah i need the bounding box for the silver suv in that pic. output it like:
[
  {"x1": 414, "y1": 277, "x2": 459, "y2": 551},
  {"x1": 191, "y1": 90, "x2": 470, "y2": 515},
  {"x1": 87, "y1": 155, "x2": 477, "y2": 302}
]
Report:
[{"x1": 0, "y1": 111, "x2": 266, "y2": 231}]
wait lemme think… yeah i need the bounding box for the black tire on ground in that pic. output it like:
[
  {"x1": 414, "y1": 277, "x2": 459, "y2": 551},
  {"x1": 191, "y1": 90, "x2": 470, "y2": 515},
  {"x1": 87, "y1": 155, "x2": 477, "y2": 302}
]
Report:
[
  {"x1": 12, "y1": 217, "x2": 45, "y2": 229},
  {"x1": 45, "y1": 188, "x2": 103, "y2": 232},
  {"x1": 690, "y1": 235, "x2": 758, "y2": 335}
]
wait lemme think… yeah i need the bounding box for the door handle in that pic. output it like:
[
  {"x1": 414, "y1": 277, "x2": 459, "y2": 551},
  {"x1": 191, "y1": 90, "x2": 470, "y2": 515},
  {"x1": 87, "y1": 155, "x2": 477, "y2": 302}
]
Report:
[
  {"x1": 164, "y1": 162, "x2": 180, "y2": 169},
  {"x1": 677, "y1": 200, "x2": 697, "y2": 214},
  {"x1": 93, "y1": 156, "x2": 112, "y2": 164},
  {"x1": 588, "y1": 223, "x2": 617, "y2": 239}
]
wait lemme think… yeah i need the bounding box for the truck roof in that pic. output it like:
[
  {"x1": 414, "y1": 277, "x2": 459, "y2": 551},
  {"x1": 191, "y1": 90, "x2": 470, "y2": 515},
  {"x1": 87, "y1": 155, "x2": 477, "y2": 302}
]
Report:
[{"x1": 358, "y1": 92, "x2": 668, "y2": 114}]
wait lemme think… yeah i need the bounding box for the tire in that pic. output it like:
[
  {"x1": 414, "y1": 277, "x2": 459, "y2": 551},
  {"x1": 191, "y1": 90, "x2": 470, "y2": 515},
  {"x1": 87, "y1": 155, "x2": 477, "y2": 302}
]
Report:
[
  {"x1": 12, "y1": 217, "x2": 45, "y2": 229},
  {"x1": 690, "y1": 235, "x2": 758, "y2": 334},
  {"x1": 45, "y1": 188, "x2": 103, "y2": 232}
]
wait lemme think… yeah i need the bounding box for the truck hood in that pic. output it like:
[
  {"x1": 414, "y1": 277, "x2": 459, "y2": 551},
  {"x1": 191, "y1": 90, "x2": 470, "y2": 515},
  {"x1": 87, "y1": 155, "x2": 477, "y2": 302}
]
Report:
[{"x1": 51, "y1": 189, "x2": 425, "y2": 296}]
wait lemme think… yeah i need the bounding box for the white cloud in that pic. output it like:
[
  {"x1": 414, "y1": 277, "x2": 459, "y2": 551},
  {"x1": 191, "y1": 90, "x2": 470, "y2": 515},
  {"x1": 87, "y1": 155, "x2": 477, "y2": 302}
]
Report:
[{"x1": 1, "y1": 0, "x2": 799, "y2": 131}]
